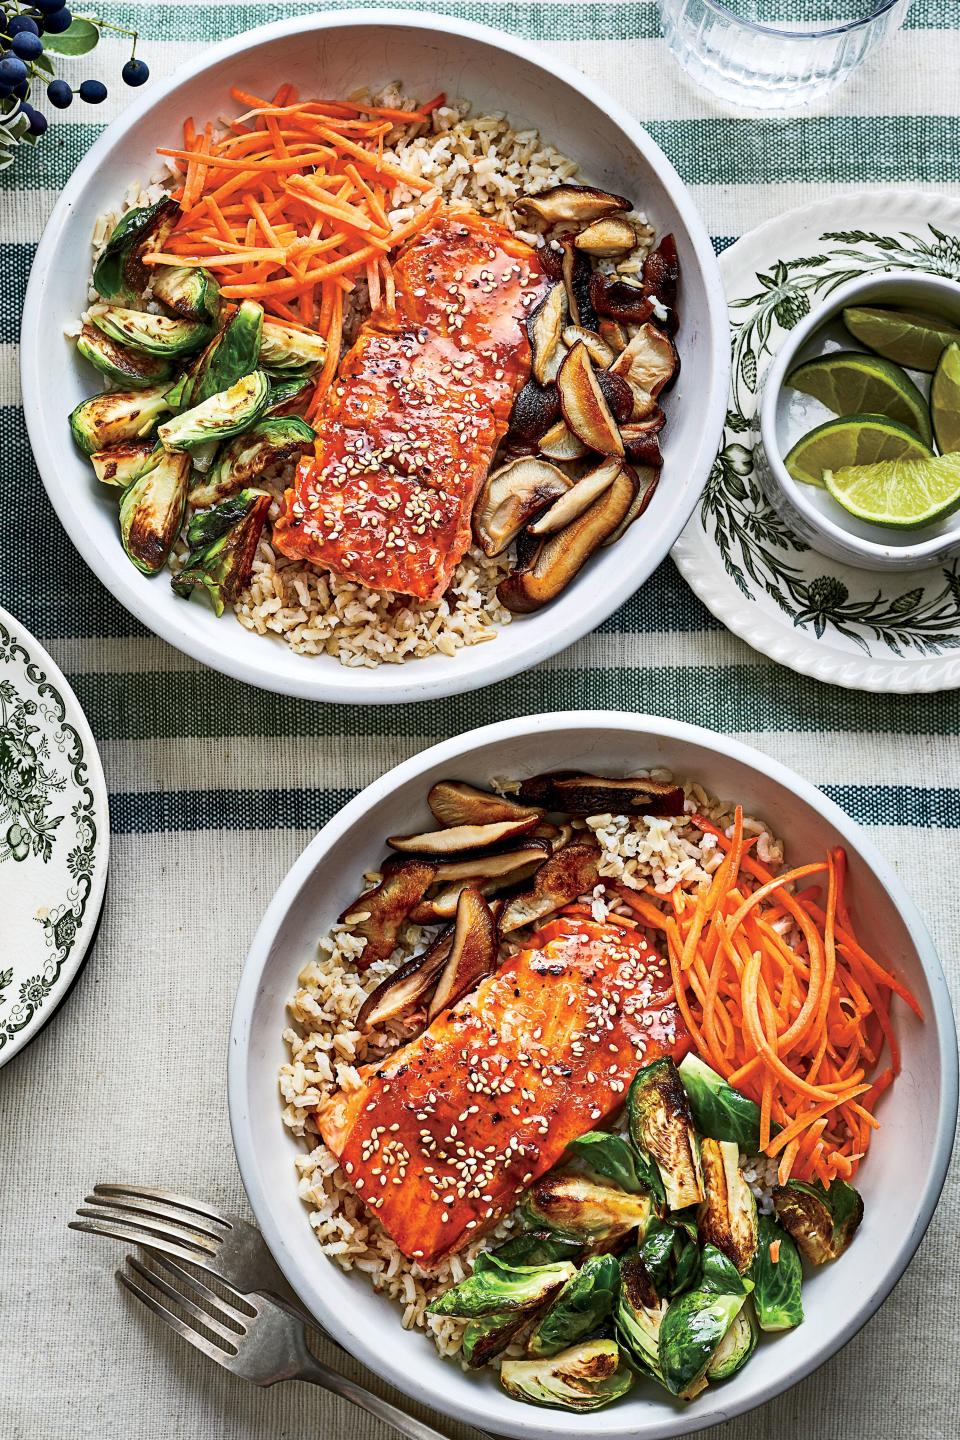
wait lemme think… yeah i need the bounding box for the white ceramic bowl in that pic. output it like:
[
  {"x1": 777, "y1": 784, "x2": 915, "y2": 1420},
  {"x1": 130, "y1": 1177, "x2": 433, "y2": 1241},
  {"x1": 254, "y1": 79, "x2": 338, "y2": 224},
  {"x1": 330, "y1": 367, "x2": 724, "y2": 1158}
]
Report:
[
  {"x1": 229, "y1": 711, "x2": 958, "y2": 1440},
  {"x1": 21, "y1": 10, "x2": 728, "y2": 705},
  {"x1": 757, "y1": 270, "x2": 960, "y2": 571}
]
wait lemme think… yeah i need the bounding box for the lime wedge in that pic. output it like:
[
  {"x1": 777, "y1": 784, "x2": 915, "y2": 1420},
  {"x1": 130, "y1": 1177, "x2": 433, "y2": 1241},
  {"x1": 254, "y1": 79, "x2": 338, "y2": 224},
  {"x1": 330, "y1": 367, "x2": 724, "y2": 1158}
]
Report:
[
  {"x1": 823, "y1": 453, "x2": 960, "y2": 528},
  {"x1": 784, "y1": 413, "x2": 932, "y2": 489},
  {"x1": 931, "y1": 341, "x2": 960, "y2": 454},
  {"x1": 785, "y1": 351, "x2": 932, "y2": 445},
  {"x1": 842, "y1": 306, "x2": 960, "y2": 373}
]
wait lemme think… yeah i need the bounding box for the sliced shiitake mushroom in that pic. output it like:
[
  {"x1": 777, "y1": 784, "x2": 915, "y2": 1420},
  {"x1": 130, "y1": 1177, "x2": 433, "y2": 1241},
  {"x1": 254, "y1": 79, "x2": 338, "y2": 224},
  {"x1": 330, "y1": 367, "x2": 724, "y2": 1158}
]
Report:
[
  {"x1": 355, "y1": 927, "x2": 454, "y2": 1032},
  {"x1": 427, "y1": 889, "x2": 500, "y2": 1020},
  {"x1": 499, "y1": 844, "x2": 601, "y2": 934},
  {"x1": 497, "y1": 466, "x2": 637, "y2": 614},
  {"x1": 515, "y1": 183, "x2": 631, "y2": 227},
  {"x1": 538, "y1": 417, "x2": 589, "y2": 461},
  {"x1": 339, "y1": 860, "x2": 438, "y2": 966},
  {"x1": 557, "y1": 342, "x2": 624, "y2": 457},
  {"x1": 560, "y1": 236, "x2": 598, "y2": 331},
  {"x1": 642, "y1": 233, "x2": 679, "y2": 329},
  {"x1": 589, "y1": 272, "x2": 655, "y2": 326},
  {"x1": 610, "y1": 323, "x2": 680, "y2": 398},
  {"x1": 411, "y1": 844, "x2": 551, "y2": 922},
  {"x1": 574, "y1": 217, "x2": 640, "y2": 256},
  {"x1": 516, "y1": 771, "x2": 685, "y2": 816},
  {"x1": 473, "y1": 457, "x2": 571, "y2": 557},
  {"x1": 527, "y1": 283, "x2": 568, "y2": 384},
  {"x1": 528, "y1": 458, "x2": 623, "y2": 536},
  {"x1": 387, "y1": 815, "x2": 540, "y2": 856},
  {"x1": 620, "y1": 426, "x2": 664, "y2": 468},
  {"x1": 428, "y1": 780, "x2": 543, "y2": 829},
  {"x1": 598, "y1": 319, "x2": 629, "y2": 355},
  {"x1": 508, "y1": 379, "x2": 562, "y2": 444},
  {"x1": 595, "y1": 369, "x2": 633, "y2": 425},
  {"x1": 603, "y1": 465, "x2": 660, "y2": 546},
  {"x1": 562, "y1": 326, "x2": 615, "y2": 368},
  {"x1": 431, "y1": 839, "x2": 551, "y2": 883}
]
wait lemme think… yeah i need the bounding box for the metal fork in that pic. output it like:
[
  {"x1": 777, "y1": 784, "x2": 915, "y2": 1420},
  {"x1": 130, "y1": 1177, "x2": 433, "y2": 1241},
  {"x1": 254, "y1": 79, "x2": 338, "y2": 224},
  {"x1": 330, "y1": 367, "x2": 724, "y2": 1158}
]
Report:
[{"x1": 118, "y1": 1253, "x2": 457, "y2": 1440}]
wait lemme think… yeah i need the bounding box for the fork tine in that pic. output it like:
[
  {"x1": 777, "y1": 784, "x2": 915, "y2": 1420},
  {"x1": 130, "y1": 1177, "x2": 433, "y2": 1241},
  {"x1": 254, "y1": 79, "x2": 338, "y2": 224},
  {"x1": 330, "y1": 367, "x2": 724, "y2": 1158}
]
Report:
[
  {"x1": 73, "y1": 1207, "x2": 219, "y2": 1254},
  {"x1": 125, "y1": 1257, "x2": 246, "y2": 1342},
  {"x1": 94, "y1": 1183, "x2": 234, "y2": 1228},
  {"x1": 117, "y1": 1264, "x2": 236, "y2": 1365},
  {"x1": 83, "y1": 1191, "x2": 227, "y2": 1243},
  {"x1": 69, "y1": 1217, "x2": 216, "y2": 1266},
  {"x1": 145, "y1": 1255, "x2": 255, "y2": 1326}
]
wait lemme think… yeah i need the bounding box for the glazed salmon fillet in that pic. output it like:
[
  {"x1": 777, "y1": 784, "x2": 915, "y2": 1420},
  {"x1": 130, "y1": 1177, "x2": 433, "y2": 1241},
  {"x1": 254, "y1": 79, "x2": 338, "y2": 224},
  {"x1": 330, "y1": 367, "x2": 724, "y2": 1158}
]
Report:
[
  {"x1": 273, "y1": 208, "x2": 546, "y2": 601},
  {"x1": 315, "y1": 916, "x2": 689, "y2": 1265}
]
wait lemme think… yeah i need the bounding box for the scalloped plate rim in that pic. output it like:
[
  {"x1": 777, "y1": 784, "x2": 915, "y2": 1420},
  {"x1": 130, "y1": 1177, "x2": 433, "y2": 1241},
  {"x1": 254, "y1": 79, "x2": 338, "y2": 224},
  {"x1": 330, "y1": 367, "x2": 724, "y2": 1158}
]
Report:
[{"x1": 671, "y1": 186, "x2": 960, "y2": 694}]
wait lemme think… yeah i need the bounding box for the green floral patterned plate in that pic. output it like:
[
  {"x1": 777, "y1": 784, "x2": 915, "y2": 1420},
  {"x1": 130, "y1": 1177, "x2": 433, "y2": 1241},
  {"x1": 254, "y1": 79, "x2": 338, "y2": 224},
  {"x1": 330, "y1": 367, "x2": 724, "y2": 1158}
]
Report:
[
  {"x1": 672, "y1": 190, "x2": 960, "y2": 692},
  {"x1": 0, "y1": 605, "x2": 108, "y2": 1068}
]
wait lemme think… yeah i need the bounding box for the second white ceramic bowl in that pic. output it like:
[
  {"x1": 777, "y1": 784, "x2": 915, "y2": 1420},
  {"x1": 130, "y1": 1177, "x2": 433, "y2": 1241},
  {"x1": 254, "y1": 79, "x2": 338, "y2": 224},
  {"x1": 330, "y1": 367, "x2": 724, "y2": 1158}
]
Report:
[
  {"x1": 758, "y1": 270, "x2": 960, "y2": 571},
  {"x1": 229, "y1": 710, "x2": 957, "y2": 1440},
  {"x1": 22, "y1": 9, "x2": 728, "y2": 704}
]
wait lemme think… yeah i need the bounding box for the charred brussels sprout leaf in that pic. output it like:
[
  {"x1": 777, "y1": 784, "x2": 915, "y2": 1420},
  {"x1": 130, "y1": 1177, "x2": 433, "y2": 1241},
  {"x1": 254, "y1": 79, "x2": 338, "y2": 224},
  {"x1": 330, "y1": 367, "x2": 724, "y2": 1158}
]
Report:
[
  {"x1": 750, "y1": 1214, "x2": 803, "y2": 1331},
  {"x1": 462, "y1": 1311, "x2": 531, "y2": 1369},
  {"x1": 92, "y1": 306, "x2": 212, "y2": 358},
  {"x1": 427, "y1": 1255, "x2": 577, "y2": 1320},
  {"x1": 260, "y1": 319, "x2": 327, "y2": 372},
  {"x1": 76, "y1": 323, "x2": 172, "y2": 389},
  {"x1": 616, "y1": 1251, "x2": 668, "y2": 1382},
  {"x1": 93, "y1": 197, "x2": 180, "y2": 302},
  {"x1": 659, "y1": 1286, "x2": 749, "y2": 1399},
  {"x1": 70, "y1": 385, "x2": 172, "y2": 455},
  {"x1": 491, "y1": 1232, "x2": 582, "y2": 1268},
  {"x1": 527, "y1": 1254, "x2": 619, "y2": 1358},
  {"x1": 119, "y1": 447, "x2": 190, "y2": 575},
  {"x1": 773, "y1": 1178, "x2": 863, "y2": 1265},
  {"x1": 697, "y1": 1138, "x2": 758, "y2": 1273},
  {"x1": 500, "y1": 1339, "x2": 633, "y2": 1412},
  {"x1": 189, "y1": 416, "x2": 315, "y2": 508},
  {"x1": 678, "y1": 1053, "x2": 770, "y2": 1151},
  {"x1": 184, "y1": 299, "x2": 264, "y2": 407},
  {"x1": 699, "y1": 1243, "x2": 753, "y2": 1296},
  {"x1": 566, "y1": 1131, "x2": 651, "y2": 1195},
  {"x1": 638, "y1": 1217, "x2": 675, "y2": 1291},
  {"x1": 171, "y1": 488, "x2": 270, "y2": 615},
  {"x1": 150, "y1": 264, "x2": 221, "y2": 325},
  {"x1": 159, "y1": 371, "x2": 271, "y2": 451},
  {"x1": 628, "y1": 1058, "x2": 704, "y2": 1211},
  {"x1": 522, "y1": 1172, "x2": 652, "y2": 1245},
  {"x1": 706, "y1": 1306, "x2": 757, "y2": 1380}
]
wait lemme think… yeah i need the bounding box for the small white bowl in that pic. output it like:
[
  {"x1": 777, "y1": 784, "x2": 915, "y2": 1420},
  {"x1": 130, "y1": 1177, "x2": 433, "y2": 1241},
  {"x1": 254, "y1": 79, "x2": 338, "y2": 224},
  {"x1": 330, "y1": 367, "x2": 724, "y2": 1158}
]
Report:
[
  {"x1": 229, "y1": 710, "x2": 958, "y2": 1440},
  {"x1": 758, "y1": 270, "x2": 960, "y2": 571},
  {"x1": 21, "y1": 9, "x2": 728, "y2": 705}
]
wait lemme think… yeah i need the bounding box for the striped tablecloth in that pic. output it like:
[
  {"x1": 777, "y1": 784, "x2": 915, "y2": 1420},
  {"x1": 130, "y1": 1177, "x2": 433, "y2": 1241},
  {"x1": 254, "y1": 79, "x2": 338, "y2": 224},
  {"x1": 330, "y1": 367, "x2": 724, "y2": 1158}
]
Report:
[{"x1": 1, "y1": 4, "x2": 957, "y2": 1438}]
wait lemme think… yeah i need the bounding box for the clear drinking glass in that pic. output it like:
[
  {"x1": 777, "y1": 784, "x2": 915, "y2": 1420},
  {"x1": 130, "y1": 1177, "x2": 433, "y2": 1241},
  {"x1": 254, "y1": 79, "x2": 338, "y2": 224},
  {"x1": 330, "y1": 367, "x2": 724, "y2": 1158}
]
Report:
[{"x1": 657, "y1": 0, "x2": 911, "y2": 111}]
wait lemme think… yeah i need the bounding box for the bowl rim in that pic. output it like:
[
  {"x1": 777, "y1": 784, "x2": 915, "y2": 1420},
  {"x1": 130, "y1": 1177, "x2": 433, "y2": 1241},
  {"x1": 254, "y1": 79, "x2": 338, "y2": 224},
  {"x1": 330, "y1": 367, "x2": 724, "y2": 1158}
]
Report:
[
  {"x1": 758, "y1": 268, "x2": 960, "y2": 565},
  {"x1": 228, "y1": 708, "x2": 959, "y2": 1440},
  {"x1": 20, "y1": 7, "x2": 729, "y2": 706}
]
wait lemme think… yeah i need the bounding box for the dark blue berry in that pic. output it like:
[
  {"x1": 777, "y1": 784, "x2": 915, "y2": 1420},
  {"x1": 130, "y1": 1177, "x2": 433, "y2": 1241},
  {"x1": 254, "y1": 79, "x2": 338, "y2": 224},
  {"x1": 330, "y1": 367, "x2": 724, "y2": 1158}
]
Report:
[
  {"x1": 121, "y1": 57, "x2": 149, "y2": 87},
  {"x1": 42, "y1": 7, "x2": 73, "y2": 33},
  {"x1": 22, "y1": 102, "x2": 47, "y2": 136},
  {"x1": 0, "y1": 55, "x2": 28, "y2": 84},
  {"x1": 13, "y1": 77, "x2": 29, "y2": 98},
  {"x1": 46, "y1": 76, "x2": 72, "y2": 108},
  {"x1": 12, "y1": 31, "x2": 43, "y2": 60},
  {"x1": 36, "y1": 0, "x2": 67, "y2": 12},
  {"x1": 8, "y1": 16, "x2": 40, "y2": 37},
  {"x1": 78, "y1": 78, "x2": 107, "y2": 104}
]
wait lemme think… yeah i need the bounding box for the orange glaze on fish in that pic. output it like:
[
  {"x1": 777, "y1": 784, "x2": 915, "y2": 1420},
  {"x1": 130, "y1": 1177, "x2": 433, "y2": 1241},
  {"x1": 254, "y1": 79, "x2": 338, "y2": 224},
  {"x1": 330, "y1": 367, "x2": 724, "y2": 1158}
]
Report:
[
  {"x1": 273, "y1": 208, "x2": 548, "y2": 601},
  {"x1": 315, "y1": 916, "x2": 690, "y2": 1265}
]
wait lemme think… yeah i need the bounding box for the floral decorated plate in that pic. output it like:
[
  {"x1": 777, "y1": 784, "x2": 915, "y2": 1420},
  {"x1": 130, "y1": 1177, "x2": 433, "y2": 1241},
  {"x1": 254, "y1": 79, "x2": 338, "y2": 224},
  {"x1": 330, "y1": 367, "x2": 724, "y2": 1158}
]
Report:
[
  {"x1": 0, "y1": 605, "x2": 109, "y2": 1068},
  {"x1": 672, "y1": 190, "x2": 960, "y2": 692}
]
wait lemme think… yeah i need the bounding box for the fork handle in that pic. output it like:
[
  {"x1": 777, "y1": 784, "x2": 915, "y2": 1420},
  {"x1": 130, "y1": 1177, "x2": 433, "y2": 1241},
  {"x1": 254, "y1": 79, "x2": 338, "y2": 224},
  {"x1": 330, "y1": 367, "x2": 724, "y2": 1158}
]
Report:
[{"x1": 296, "y1": 1351, "x2": 457, "y2": 1440}]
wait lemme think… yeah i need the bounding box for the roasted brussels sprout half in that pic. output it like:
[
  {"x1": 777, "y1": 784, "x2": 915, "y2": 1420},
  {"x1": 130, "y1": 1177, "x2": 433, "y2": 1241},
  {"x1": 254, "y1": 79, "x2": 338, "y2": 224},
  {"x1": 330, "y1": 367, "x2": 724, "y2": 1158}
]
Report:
[
  {"x1": 76, "y1": 323, "x2": 172, "y2": 389},
  {"x1": 491, "y1": 1232, "x2": 583, "y2": 1268},
  {"x1": 171, "y1": 488, "x2": 270, "y2": 615},
  {"x1": 427, "y1": 1254, "x2": 577, "y2": 1319},
  {"x1": 265, "y1": 372, "x2": 315, "y2": 416},
  {"x1": 159, "y1": 371, "x2": 271, "y2": 452},
  {"x1": 565, "y1": 1130, "x2": 654, "y2": 1196},
  {"x1": 462, "y1": 1311, "x2": 531, "y2": 1369},
  {"x1": 628, "y1": 1058, "x2": 704, "y2": 1211},
  {"x1": 183, "y1": 299, "x2": 264, "y2": 407},
  {"x1": 69, "y1": 385, "x2": 172, "y2": 456},
  {"x1": 90, "y1": 440, "x2": 155, "y2": 488},
  {"x1": 93, "y1": 196, "x2": 180, "y2": 302},
  {"x1": 750, "y1": 1213, "x2": 803, "y2": 1331},
  {"x1": 637, "y1": 1217, "x2": 676, "y2": 1291},
  {"x1": 260, "y1": 318, "x2": 327, "y2": 372},
  {"x1": 189, "y1": 416, "x2": 315, "y2": 508},
  {"x1": 658, "y1": 1284, "x2": 750, "y2": 1399},
  {"x1": 118, "y1": 447, "x2": 190, "y2": 575},
  {"x1": 527, "y1": 1254, "x2": 619, "y2": 1358},
  {"x1": 616, "y1": 1251, "x2": 668, "y2": 1382},
  {"x1": 150, "y1": 264, "x2": 221, "y2": 325},
  {"x1": 521, "y1": 1172, "x2": 651, "y2": 1245},
  {"x1": 92, "y1": 305, "x2": 212, "y2": 358},
  {"x1": 772, "y1": 1178, "x2": 863, "y2": 1265},
  {"x1": 500, "y1": 1339, "x2": 633, "y2": 1412},
  {"x1": 678, "y1": 1053, "x2": 766, "y2": 1151},
  {"x1": 669, "y1": 1233, "x2": 702, "y2": 1297},
  {"x1": 697, "y1": 1138, "x2": 758, "y2": 1273},
  {"x1": 699, "y1": 1242, "x2": 752, "y2": 1296},
  {"x1": 706, "y1": 1306, "x2": 757, "y2": 1381}
]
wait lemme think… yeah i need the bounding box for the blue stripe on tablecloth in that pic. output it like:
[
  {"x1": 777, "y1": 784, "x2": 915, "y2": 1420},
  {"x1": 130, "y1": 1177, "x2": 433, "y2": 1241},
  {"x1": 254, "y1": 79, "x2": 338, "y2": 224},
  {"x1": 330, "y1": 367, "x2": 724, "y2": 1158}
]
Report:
[{"x1": 107, "y1": 783, "x2": 960, "y2": 834}]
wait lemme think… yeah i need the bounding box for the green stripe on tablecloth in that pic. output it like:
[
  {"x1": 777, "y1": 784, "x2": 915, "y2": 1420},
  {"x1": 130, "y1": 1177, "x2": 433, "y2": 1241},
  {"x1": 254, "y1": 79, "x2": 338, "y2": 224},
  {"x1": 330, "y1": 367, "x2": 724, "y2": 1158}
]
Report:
[
  {"x1": 106, "y1": 783, "x2": 960, "y2": 834},
  {"x1": 68, "y1": 667, "x2": 960, "y2": 739},
  {"x1": 6, "y1": 114, "x2": 959, "y2": 191}
]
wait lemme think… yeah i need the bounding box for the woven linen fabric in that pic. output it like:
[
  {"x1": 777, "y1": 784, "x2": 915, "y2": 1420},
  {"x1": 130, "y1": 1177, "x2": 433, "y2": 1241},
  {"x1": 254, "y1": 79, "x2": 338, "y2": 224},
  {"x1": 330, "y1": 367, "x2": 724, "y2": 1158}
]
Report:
[{"x1": 1, "y1": 3, "x2": 958, "y2": 1437}]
